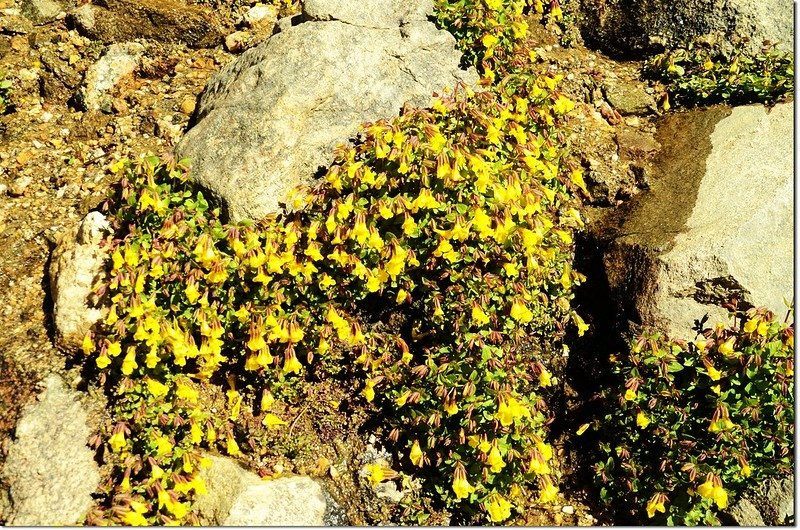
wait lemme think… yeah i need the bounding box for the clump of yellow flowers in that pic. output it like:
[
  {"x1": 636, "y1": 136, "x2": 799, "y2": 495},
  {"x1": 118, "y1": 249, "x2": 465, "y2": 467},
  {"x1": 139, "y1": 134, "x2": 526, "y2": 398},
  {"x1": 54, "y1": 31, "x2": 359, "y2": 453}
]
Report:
[
  {"x1": 80, "y1": 0, "x2": 588, "y2": 524},
  {"x1": 591, "y1": 307, "x2": 793, "y2": 524}
]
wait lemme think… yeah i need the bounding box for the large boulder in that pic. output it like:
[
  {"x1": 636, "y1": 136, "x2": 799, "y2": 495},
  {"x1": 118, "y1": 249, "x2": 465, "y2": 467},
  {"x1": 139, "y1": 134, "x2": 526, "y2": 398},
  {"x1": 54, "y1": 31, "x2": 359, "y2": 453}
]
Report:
[
  {"x1": 578, "y1": 0, "x2": 793, "y2": 58},
  {"x1": 49, "y1": 212, "x2": 110, "y2": 351},
  {"x1": 193, "y1": 455, "x2": 337, "y2": 525},
  {"x1": 604, "y1": 102, "x2": 793, "y2": 339},
  {"x1": 0, "y1": 374, "x2": 101, "y2": 526},
  {"x1": 176, "y1": 0, "x2": 477, "y2": 221}
]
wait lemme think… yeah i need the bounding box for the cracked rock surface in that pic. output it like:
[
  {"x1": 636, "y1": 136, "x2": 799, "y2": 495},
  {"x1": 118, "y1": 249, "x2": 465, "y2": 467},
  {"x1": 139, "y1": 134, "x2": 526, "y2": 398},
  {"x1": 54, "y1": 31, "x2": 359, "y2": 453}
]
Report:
[
  {"x1": 176, "y1": 0, "x2": 477, "y2": 221},
  {"x1": 603, "y1": 102, "x2": 793, "y2": 338}
]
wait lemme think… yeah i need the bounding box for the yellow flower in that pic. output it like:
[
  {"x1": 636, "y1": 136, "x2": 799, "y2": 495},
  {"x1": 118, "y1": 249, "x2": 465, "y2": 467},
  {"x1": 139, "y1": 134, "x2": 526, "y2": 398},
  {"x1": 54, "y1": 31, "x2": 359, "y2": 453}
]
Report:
[
  {"x1": 452, "y1": 465, "x2": 476, "y2": 500},
  {"x1": 538, "y1": 476, "x2": 559, "y2": 503},
  {"x1": 487, "y1": 443, "x2": 506, "y2": 473},
  {"x1": 395, "y1": 391, "x2": 411, "y2": 407},
  {"x1": 362, "y1": 380, "x2": 376, "y2": 402},
  {"x1": 482, "y1": 33, "x2": 499, "y2": 49},
  {"x1": 155, "y1": 436, "x2": 173, "y2": 457},
  {"x1": 743, "y1": 318, "x2": 758, "y2": 333},
  {"x1": 486, "y1": 493, "x2": 512, "y2": 522},
  {"x1": 409, "y1": 440, "x2": 423, "y2": 467},
  {"x1": 96, "y1": 354, "x2": 111, "y2": 369},
  {"x1": 636, "y1": 411, "x2": 651, "y2": 429},
  {"x1": 366, "y1": 463, "x2": 385, "y2": 485},
  {"x1": 283, "y1": 352, "x2": 302, "y2": 375},
  {"x1": 757, "y1": 321, "x2": 769, "y2": 336},
  {"x1": 226, "y1": 436, "x2": 241, "y2": 456},
  {"x1": 572, "y1": 313, "x2": 589, "y2": 337},
  {"x1": 121, "y1": 509, "x2": 149, "y2": 526},
  {"x1": 146, "y1": 378, "x2": 169, "y2": 398},
  {"x1": 109, "y1": 430, "x2": 126, "y2": 453},
  {"x1": 646, "y1": 493, "x2": 667, "y2": 518},
  {"x1": 697, "y1": 476, "x2": 728, "y2": 509},
  {"x1": 510, "y1": 300, "x2": 533, "y2": 323},
  {"x1": 624, "y1": 388, "x2": 637, "y2": 401},
  {"x1": 107, "y1": 341, "x2": 122, "y2": 357},
  {"x1": 184, "y1": 281, "x2": 200, "y2": 304},
  {"x1": 705, "y1": 362, "x2": 722, "y2": 381},
  {"x1": 536, "y1": 440, "x2": 553, "y2": 461},
  {"x1": 263, "y1": 413, "x2": 287, "y2": 429},
  {"x1": 740, "y1": 463, "x2": 752, "y2": 477},
  {"x1": 471, "y1": 305, "x2": 490, "y2": 327},
  {"x1": 709, "y1": 417, "x2": 734, "y2": 432},
  {"x1": 718, "y1": 336, "x2": 736, "y2": 356},
  {"x1": 485, "y1": 0, "x2": 502, "y2": 10},
  {"x1": 176, "y1": 381, "x2": 198, "y2": 404},
  {"x1": 539, "y1": 368, "x2": 553, "y2": 388},
  {"x1": 82, "y1": 334, "x2": 94, "y2": 355},
  {"x1": 121, "y1": 347, "x2": 138, "y2": 376},
  {"x1": 529, "y1": 452, "x2": 551, "y2": 475}
]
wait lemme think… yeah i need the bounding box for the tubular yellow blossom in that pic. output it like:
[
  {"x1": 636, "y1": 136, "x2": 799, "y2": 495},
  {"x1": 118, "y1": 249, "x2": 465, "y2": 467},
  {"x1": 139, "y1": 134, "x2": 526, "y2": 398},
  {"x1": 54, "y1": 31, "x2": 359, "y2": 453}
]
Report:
[
  {"x1": 121, "y1": 510, "x2": 149, "y2": 526},
  {"x1": 510, "y1": 300, "x2": 534, "y2": 323},
  {"x1": 155, "y1": 436, "x2": 173, "y2": 457},
  {"x1": 366, "y1": 463, "x2": 386, "y2": 485},
  {"x1": 283, "y1": 352, "x2": 302, "y2": 375},
  {"x1": 452, "y1": 464, "x2": 476, "y2": 500},
  {"x1": 362, "y1": 380, "x2": 376, "y2": 402},
  {"x1": 624, "y1": 388, "x2": 637, "y2": 401},
  {"x1": 697, "y1": 475, "x2": 728, "y2": 509},
  {"x1": 109, "y1": 430, "x2": 126, "y2": 453},
  {"x1": 485, "y1": 493, "x2": 512, "y2": 522},
  {"x1": 145, "y1": 378, "x2": 169, "y2": 398},
  {"x1": 538, "y1": 368, "x2": 553, "y2": 388},
  {"x1": 471, "y1": 305, "x2": 490, "y2": 327},
  {"x1": 409, "y1": 440, "x2": 424, "y2": 466},
  {"x1": 646, "y1": 493, "x2": 667, "y2": 518},
  {"x1": 718, "y1": 336, "x2": 736, "y2": 356},
  {"x1": 226, "y1": 436, "x2": 241, "y2": 456},
  {"x1": 443, "y1": 399, "x2": 458, "y2": 416},
  {"x1": 121, "y1": 347, "x2": 138, "y2": 376},
  {"x1": 487, "y1": 443, "x2": 506, "y2": 473},
  {"x1": 263, "y1": 413, "x2": 288, "y2": 429},
  {"x1": 528, "y1": 452, "x2": 551, "y2": 475},
  {"x1": 538, "y1": 476, "x2": 559, "y2": 503},
  {"x1": 96, "y1": 354, "x2": 111, "y2": 369},
  {"x1": 636, "y1": 411, "x2": 651, "y2": 429}
]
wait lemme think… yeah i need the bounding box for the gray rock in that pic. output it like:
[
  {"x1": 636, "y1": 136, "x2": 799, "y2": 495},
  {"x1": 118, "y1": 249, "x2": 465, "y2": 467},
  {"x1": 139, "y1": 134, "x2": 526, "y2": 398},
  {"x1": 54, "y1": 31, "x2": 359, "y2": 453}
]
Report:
[
  {"x1": 1, "y1": 374, "x2": 100, "y2": 526},
  {"x1": 0, "y1": 13, "x2": 34, "y2": 35},
  {"x1": 726, "y1": 498, "x2": 766, "y2": 526},
  {"x1": 579, "y1": 0, "x2": 793, "y2": 57},
  {"x1": 764, "y1": 477, "x2": 793, "y2": 524},
  {"x1": 302, "y1": 0, "x2": 433, "y2": 28},
  {"x1": 193, "y1": 455, "x2": 329, "y2": 525},
  {"x1": 68, "y1": 0, "x2": 223, "y2": 49},
  {"x1": 604, "y1": 102, "x2": 793, "y2": 339},
  {"x1": 49, "y1": 211, "x2": 110, "y2": 351},
  {"x1": 76, "y1": 42, "x2": 144, "y2": 112},
  {"x1": 724, "y1": 476, "x2": 793, "y2": 526},
  {"x1": 177, "y1": 11, "x2": 477, "y2": 221},
  {"x1": 603, "y1": 79, "x2": 656, "y2": 116},
  {"x1": 20, "y1": 0, "x2": 63, "y2": 25}
]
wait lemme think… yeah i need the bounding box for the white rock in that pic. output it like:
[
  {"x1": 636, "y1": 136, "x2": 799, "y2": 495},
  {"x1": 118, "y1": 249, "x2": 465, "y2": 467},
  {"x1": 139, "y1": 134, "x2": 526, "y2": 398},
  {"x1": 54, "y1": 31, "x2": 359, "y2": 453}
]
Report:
[
  {"x1": 193, "y1": 455, "x2": 330, "y2": 525},
  {"x1": 1, "y1": 374, "x2": 101, "y2": 525},
  {"x1": 49, "y1": 211, "x2": 110, "y2": 350},
  {"x1": 77, "y1": 42, "x2": 144, "y2": 111},
  {"x1": 244, "y1": 4, "x2": 278, "y2": 27}
]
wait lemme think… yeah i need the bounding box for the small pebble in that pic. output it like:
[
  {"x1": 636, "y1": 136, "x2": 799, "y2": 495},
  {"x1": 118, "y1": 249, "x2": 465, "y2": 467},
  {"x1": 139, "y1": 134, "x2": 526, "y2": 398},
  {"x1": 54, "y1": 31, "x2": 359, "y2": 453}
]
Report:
[
  {"x1": 180, "y1": 97, "x2": 196, "y2": 116},
  {"x1": 562, "y1": 505, "x2": 575, "y2": 515},
  {"x1": 10, "y1": 176, "x2": 32, "y2": 196}
]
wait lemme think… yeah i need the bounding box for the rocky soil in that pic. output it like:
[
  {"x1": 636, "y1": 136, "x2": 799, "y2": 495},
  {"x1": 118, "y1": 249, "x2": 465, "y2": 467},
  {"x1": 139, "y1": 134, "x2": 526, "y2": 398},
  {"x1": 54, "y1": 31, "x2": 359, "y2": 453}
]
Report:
[{"x1": 1, "y1": 0, "x2": 769, "y2": 526}]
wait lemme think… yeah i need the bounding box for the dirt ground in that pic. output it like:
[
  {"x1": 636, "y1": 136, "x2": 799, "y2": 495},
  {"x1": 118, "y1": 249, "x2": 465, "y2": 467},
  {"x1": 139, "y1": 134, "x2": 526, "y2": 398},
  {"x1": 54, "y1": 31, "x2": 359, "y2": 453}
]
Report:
[{"x1": 0, "y1": 1, "x2": 666, "y2": 524}]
